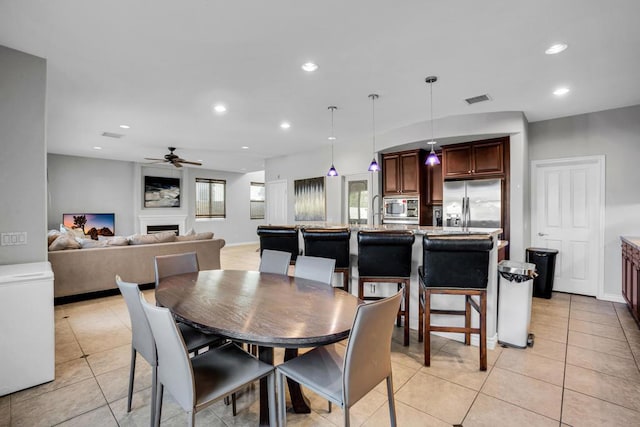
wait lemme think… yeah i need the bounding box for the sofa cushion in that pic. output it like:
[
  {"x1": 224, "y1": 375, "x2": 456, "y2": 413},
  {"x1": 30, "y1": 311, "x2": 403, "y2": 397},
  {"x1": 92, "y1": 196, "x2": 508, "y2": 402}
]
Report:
[
  {"x1": 48, "y1": 230, "x2": 62, "y2": 246},
  {"x1": 49, "y1": 234, "x2": 82, "y2": 251},
  {"x1": 176, "y1": 231, "x2": 214, "y2": 241},
  {"x1": 129, "y1": 231, "x2": 177, "y2": 245}
]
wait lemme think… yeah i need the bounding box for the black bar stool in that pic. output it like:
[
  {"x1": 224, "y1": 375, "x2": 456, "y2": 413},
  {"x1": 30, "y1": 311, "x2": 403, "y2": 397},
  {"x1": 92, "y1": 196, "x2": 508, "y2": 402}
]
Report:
[
  {"x1": 418, "y1": 234, "x2": 494, "y2": 371},
  {"x1": 301, "y1": 228, "x2": 351, "y2": 292},
  {"x1": 357, "y1": 230, "x2": 415, "y2": 346},
  {"x1": 257, "y1": 225, "x2": 300, "y2": 264}
]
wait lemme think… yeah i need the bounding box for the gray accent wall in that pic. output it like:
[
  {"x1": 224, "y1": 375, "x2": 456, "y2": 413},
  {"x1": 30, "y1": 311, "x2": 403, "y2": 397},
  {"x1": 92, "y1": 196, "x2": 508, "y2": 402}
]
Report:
[
  {"x1": 529, "y1": 104, "x2": 640, "y2": 299},
  {"x1": 0, "y1": 45, "x2": 47, "y2": 265}
]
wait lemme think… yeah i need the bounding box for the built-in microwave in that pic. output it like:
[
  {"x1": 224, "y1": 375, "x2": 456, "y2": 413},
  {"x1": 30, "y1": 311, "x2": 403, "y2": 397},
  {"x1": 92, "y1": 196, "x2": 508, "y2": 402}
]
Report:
[{"x1": 382, "y1": 197, "x2": 419, "y2": 223}]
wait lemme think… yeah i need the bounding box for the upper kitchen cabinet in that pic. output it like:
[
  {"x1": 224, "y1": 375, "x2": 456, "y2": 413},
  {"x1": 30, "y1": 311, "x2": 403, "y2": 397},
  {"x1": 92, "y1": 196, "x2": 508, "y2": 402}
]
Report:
[
  {"x1": 442, "y1": 137, "x2": 507, "y2": 179},
  {"x1": 383, "y1": 149, "x2": 425, "y2": 195}
]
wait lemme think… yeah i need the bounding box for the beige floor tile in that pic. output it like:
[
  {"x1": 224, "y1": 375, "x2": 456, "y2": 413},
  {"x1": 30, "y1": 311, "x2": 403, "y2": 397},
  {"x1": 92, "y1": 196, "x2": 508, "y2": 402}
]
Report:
[
  {"x1": 550, "y1": 292, "x2": 571, "y2": 301},
  {"x1": 566, "y1": 345, "x2": 640, "y2": 381},
  {"x1": 570, "y1": 300, "x2": 616, "y2": 315},
  {"x1": 395, "y1": 371, "x2": 477, "y2": 425},
  {"x1": 495, "y1": 348, "x2": 565, "y2": 386},
  {"x1": 620, "y1": 316, "x2": 640, "y2": 331},
  {"x1": 480, "y1": 367, "x2": 562, "y2": 420},
  {"x1": 531, "y1": 304, "x2": 569, "y2": 319},
  {"x1": 374, "y1": 361, "x2": 419, "y2": 394},
  {"x1": 56, "y1": 405, "x2": 118, "y2": 427},
  {"x1": 421, "y1": 350, "x2": 491, "y2": 391},
  {"x1": 570, "y1": 295, "x2": 611, "y2": 306},
  {"x1": 624, "y1": 327, "x2": 640, "y2": 344},
  {"x1": 95, "y1": 363, "x2": 152, "y2": 403},
  {"x1": 10, "y1": 357, "x2": 93, "y2": 403},
  {"x1": 363, "y1": 399, "x2": 450, "y2": 427},
  {"x1": 570, "y1": 309, "x2": 621, "y2": 327},
  {"x1": 0, "y1": 395, "x2": 9, "y2": 427},
  {"x1": 86, "y1": 343, "x2": 132, "y2": 376},
  {"x1": 463, "y1": 393, "x2": 558, "y2": 427},
  {"x1": 567, "y1": 330, "x2": 633, "y2": 360},
  {"x1": 55, "y1": 318, "x2": 78, "y2": 345},
  {"x1": 564, "y1": 364, "x2": 640, "y2": 412},
  {"x1": 568, "y1": 317, "x2": 627, "y2": 341},
  {"x1": 55, "y1": 339, "x2": 85, "y2": 365},
  {"x1": 322, "y1": 388, "x2": 387, "y2": 426},
  {"x1": 530, "y1": 312, "x2": 569, "y2": 329},
  {"x1": 10, "y1": 378, "x2": 106, "y2": 427},
  {"x1": 526, "y1": 336, "x2": 566, "y2": 362},
  {"x1": 562, "y1": 389, "x2": 640, "y2": 426},
  {"x1": 109, "y1": 387, "x2": 185, "y2": 427},
  {"x1": 75, "y1": 327, "x2": 132, "y2": 355},
  {"x1": 438, "y1": 339, "x2": 503, "y2": 367},
  {"x1": 529, "y1": 321, "x2": 568, "y2": 344}
]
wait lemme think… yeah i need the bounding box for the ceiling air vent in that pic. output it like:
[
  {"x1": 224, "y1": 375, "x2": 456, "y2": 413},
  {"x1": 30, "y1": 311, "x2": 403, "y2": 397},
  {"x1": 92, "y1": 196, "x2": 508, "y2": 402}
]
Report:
[
  {"x1": 101, "y1": 132, "x2": 124, "y2": 138},
  {"x1": 465, "y1": 94, "x2": 491, "y2": 105}
]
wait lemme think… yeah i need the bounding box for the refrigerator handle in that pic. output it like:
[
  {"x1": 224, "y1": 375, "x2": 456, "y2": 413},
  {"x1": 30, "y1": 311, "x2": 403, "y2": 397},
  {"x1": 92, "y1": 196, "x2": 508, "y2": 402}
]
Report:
[
  {"x1": 461, "y1": 197, "x2": 466, "y2": 228},
  {"x1": 464, "y1": 196, "x2": 471, "y2": 228}
]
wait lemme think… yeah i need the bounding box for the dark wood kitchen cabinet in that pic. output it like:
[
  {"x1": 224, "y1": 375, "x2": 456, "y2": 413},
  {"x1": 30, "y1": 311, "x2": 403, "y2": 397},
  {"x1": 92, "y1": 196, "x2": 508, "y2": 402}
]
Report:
[
  {"x1": 383, "y1": 149, "x2": 425, "y2": 196},
  {"x1": 621, "y1": 237, "x2": 640, "y2": 326},
  {"x1": 426, "y1": 153, "x2": 442, "y2": 204},
  {"x1": 442, "y1": 137, "x2": 506, "y2": 179}
]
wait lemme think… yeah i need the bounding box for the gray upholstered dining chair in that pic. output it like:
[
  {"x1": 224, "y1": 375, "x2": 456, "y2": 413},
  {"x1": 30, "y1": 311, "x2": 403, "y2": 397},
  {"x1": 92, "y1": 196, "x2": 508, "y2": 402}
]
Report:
[
  {"x1": 116, "y1": 276, "x2": 225, "y2": 424},
  {"x1": 140, "y1": 293, "x2": 277, "y2": 427},
  {"x1": 154, "y1": 252, "x2": 200, "y2": 286},
  {"x1": 276, "y1": 289, "x2": 403, "y2": 426},
  {"x1": 294, "y1": 255, "x2": 336, "y2": 286},
  {"x1": 259, "y1": 249, "x2": 292, "y2": 275}
]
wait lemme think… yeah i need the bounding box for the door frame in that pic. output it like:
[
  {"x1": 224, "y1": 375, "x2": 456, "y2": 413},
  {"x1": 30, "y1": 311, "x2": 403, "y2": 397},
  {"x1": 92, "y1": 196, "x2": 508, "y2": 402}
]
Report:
[
  {"x1": 530, "y1": 155, "x2": 606, "y2": 299},
  {"x1": 265, "y1": 179, "x2": 288, "y2": 225}
]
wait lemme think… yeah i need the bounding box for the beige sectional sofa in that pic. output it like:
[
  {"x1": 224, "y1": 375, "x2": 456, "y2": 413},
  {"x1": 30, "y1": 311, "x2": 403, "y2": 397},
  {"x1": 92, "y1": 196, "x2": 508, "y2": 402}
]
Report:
[{"x1": 49, "y1": 238, "x2": 226, "y2": 298}]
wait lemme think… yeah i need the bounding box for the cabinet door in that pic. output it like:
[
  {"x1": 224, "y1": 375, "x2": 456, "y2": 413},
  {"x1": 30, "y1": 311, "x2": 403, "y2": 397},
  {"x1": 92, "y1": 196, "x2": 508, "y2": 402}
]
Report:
[
  {"x1": 472, "y1": 141, "x2": 504, "y2": 175},
  {"x1": 442, "y1": 145, "x2": 472, "y2": 178},
  {"x1": 383, "y1": 154, "x2": 400, "y2": 195},
  {"x1": 427, "y1": 154, "x2": 443, "y2": 204},
  {"x1": 623, "y1": 243, "x2": 632, "y2": 305},
  {"x1": 400, "y1": 151, "x2": 420, "y2": 194}
]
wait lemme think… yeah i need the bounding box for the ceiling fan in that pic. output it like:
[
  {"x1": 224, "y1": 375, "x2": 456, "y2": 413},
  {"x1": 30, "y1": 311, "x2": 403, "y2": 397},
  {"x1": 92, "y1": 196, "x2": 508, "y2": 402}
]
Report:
[{"x1": 144, "y1": 147, "x2": 202, "y2": 168}]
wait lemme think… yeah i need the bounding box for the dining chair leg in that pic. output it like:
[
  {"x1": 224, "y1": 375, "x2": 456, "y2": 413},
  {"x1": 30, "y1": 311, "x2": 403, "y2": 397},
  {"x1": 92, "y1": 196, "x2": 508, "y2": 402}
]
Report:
[
  {"x1": 276, "y1": 371, "x2": 286, "y2": 427},
  {"x1": 424, "y1": 288, "x2": 431, "y2": 366},
  {"x1": 268, "y1": 372, "x2": 277, "y2": 427},
  {"x1": 344, "y1": 406, "x2": 350, "y2": 427},
  {"x1": 386, "y1": 375, "x2": 397, "y2": 427},
  {"x1": 150, "y1": 366, "x2": 157, "y2": 427},
  {"x1": 187, "y1": 410, "x2": 195, "y2": 427},
  {"x1": 154, "y1": 383, "x2": 163, "y2": 427},
  {"x1": 231, "y1": 393, "x2": 237, "y2": 416},
  {"x1": 328, "y1": 401, "x2": 332, "y2": 413},
  {"x1": 127, "y1": 347, "x2": 136, "y2": 412}
]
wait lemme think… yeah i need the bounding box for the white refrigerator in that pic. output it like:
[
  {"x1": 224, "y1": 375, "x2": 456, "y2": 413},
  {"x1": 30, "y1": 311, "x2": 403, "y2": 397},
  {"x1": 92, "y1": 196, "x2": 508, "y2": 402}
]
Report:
[{"x1": 0, "y1": 262, "x2": 55, "y2": 396}]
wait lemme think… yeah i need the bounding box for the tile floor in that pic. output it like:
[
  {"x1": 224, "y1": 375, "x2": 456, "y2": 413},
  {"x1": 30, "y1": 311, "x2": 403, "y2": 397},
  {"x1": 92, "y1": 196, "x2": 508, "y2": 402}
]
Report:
[{"x1": 2, "y1": 244, "x2": 640, "y2": 426}]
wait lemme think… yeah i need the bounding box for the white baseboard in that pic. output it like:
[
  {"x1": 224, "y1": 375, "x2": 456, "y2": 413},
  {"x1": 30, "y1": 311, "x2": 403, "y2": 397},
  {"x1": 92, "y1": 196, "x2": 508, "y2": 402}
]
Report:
[
  {"x1": 223, "y1": 241, "x2": 259, "y2": 247},
  {"x1": 599, "y1": 292, "x2": 626, "y2": 304}
]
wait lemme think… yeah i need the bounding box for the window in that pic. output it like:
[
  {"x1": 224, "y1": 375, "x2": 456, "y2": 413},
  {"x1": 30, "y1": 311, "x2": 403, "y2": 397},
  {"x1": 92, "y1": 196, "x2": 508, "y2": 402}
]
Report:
[
  {"x1": 195, "y1": 178, "x2": 226, "y2": 218},
  {"x1": 250, "y1": 182, "x2": 265, "y2": 219},
  {"x1": 348, "y1": 180, "x2": 369, "y2": 224}
]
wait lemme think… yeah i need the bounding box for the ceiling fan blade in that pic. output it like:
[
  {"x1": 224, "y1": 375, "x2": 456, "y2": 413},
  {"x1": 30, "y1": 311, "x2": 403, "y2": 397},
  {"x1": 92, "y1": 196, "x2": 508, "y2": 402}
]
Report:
[
  {"x1": 173, "y1": 162, "x2": 183, "y2": 168},
  {"x1": 144, "y1": 157, "x2": 167, "y2": 161},
  {"x1": 179, "y1": 160, "x2": 202, "y2": 166}
]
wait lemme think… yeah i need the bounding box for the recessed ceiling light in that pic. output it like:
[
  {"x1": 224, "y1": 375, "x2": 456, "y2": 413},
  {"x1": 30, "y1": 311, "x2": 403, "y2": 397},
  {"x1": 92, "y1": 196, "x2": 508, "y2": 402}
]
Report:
[
  {"x1": 213, "y1": 104, "x2": 227, "y2": 113},
  {"x1": 197, "y1": 159, "x2": 203, "y2": 162},
  {"x1": 553, "y1": 87, "x2": 570, "y2": 96},
  {"x1": 545, "y1": 43, "x2": 568, "y2": 55},
  {"x1": 328, "y1": 136, "x2": 336, "y2": 141},
  {"x1": 119, "y1": 124, "x2": 130, "y2": 129},
  {"x1": 280, "y1": 122, "x2": 291, "y2": 129},
  {"x1": 301, "y1": 62, "x2": 318, "y2": 72},
  {"x1": 93, "y1": 146, "x2": 102, "y2": 150},
  {"x1": 241, "y1": 146, "x2": 249, "y2": 150}
]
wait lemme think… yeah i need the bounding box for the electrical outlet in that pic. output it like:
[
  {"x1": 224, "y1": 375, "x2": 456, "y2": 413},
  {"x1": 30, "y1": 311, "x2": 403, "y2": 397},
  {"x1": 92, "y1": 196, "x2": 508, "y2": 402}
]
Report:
[{"x1": 1, "y1": 232, "x2": 27, "y2": 246}]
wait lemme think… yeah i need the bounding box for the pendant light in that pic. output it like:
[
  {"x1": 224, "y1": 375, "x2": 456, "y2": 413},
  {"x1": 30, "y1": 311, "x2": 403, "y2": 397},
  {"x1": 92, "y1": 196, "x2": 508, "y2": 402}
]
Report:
[
  {"x1": 368, "y1": 93, "x2": 380, "y2": 172},
  {"x1": 326, "y1": 106, "x2": 338, "y2": 177},
  {"x1": 425, "y1": 76, "x2": 441, "y2": 166}
]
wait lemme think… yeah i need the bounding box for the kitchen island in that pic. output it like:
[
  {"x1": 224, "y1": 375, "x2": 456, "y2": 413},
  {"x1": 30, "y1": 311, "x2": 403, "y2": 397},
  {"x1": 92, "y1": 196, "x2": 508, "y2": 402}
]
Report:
[{"x1": 289, "y1": 225, "x2": 503, "y2": 349}]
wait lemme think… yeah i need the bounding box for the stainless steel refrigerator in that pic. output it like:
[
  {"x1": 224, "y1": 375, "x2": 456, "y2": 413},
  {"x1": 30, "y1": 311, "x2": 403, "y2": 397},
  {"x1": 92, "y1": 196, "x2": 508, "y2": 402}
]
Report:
[{"x1": 443, "y1": 178, "x2": 502, "y2": 229}]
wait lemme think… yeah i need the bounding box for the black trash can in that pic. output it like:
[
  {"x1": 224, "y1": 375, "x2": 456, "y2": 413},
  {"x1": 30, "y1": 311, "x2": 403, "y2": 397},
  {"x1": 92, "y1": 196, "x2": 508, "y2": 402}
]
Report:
[{"x1": 526, "y1": 247, "x2": 559, "y2": 299}]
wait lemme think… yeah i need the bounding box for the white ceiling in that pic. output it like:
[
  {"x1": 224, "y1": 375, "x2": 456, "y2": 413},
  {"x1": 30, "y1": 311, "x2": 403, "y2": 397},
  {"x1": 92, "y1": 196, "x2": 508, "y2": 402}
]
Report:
[{"x1": 2, "y1": 0, "x2": 639, "y2": 172}]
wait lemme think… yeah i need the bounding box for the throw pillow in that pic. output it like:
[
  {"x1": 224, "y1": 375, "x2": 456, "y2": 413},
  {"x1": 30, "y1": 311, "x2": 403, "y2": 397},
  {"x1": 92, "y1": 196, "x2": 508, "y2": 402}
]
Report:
[
  {"x1": 176, "y1": 231, "x2": 214, "y2": 241},
  {"x1": 60, "y1": 224, "x2": 85, "y2": 239},
  {"x1": 49, "y1": 234, "x2": 82, "y2": 251},
  {"x1": 78, "y1": 238, "x2": 108, "y2": 249},
  {"x1": 47, "y1": 230, "x2": 61, "y2": 246},
  {"x1": 105, "y1": 236, "x2": 129, "y2": 246},
  {"x1": 128, "y1": 231, "x2": 177, "y2": 245}
]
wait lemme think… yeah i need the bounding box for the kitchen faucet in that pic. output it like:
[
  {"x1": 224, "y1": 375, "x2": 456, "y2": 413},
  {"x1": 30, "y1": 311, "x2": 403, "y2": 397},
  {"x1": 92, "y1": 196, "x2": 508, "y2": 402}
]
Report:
[{"x1": 371, "y1": 194, "x2": 382, "y2": 226}]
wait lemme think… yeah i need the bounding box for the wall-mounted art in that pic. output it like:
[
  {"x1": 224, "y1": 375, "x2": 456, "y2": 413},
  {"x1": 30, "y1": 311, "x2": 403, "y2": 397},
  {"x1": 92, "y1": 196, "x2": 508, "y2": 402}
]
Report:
[
  {"x1": 62, "y1": 213, "x2": 115, "y2": 240},
  {"x1": 144, "y1": 176, "x2": 180, "y2": 208},
  {"x1": 294, "y1": 176, "x2": 325, "y2": 221}
]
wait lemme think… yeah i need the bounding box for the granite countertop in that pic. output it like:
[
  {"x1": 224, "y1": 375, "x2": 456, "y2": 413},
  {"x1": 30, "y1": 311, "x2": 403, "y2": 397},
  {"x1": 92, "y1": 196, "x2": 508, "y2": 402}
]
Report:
[
  {"x1": 621, "y1": 236, "x2": 640, "y2": 249},
  {"x1": 294, "y1": 223, "x2": 503, "y2": 237}
]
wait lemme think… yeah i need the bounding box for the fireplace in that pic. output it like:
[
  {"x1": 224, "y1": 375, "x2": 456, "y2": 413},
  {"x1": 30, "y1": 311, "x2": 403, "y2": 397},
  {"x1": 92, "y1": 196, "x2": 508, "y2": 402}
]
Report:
[
  {"x1": 138, "y1": 214, "x2": 186, "y2": 236},
  {"x1": 147, "y1": 224, "x2": 179, "y2": 236}
]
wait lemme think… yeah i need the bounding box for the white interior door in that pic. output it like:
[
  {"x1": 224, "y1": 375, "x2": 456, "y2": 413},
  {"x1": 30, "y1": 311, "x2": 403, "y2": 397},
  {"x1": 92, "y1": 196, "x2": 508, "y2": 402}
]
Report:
[
  {"x1": 531, "y1": 156, "x2": 604, "y2": 296},
  {"x1": 265, "y1": 180, "x2": 287, "y2": 224}
]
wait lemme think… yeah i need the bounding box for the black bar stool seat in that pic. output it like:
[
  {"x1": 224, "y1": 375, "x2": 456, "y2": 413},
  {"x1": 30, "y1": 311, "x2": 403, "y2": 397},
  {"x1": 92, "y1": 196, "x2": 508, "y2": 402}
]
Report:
[
  {"x1": 301, "y1": 228, "x2": 351, "y2": 292},
  {"x1": 357, "y1": 230, "x2": 415, "y2": 346},
  {"x1": 418, "y1": 235, "x2": 493, "y2": 371},
  {"x1": 257, "y1": 225, "x2": 300, "y2": 264}
]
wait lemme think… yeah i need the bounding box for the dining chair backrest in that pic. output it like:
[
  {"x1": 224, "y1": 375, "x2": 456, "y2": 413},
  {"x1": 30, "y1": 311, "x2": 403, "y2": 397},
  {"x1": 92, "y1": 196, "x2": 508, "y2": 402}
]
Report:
[
  {"x1": 343, "y1": 289, "x2": 403, "y2": 407},
  {"x1": 116, "y1": 275, "x2": 156, "y2": 366},
  {"x1": 259, "y1": 249, "x2": 292, "y2": 275},
  {"x1": 154, "y1": 252, "x2": 199, "y2": 287},
  {"x1": 294, "y1": 255, "x2": 336, "y2": 286},
  {"x1": 140, "y1": 293, "x2": 195, "y2": 412}
]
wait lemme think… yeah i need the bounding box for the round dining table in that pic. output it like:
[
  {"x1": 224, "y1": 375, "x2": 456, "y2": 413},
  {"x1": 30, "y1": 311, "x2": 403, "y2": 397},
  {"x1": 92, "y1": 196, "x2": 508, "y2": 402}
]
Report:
[{"x1": 155, "y1": 269, "x2": 362, "y2": 426}]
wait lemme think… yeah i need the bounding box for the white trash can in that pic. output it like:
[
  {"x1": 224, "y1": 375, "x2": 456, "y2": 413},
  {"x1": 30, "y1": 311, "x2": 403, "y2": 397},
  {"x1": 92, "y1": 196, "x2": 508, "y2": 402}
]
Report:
[{"x1": 497, "y1": 260, "x2": 537, "y2": 348}]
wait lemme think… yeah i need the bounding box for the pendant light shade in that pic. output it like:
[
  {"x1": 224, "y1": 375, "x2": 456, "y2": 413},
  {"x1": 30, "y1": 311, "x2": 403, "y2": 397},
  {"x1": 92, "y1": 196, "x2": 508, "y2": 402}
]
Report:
[
  {"x1": 424, "y1": 76, "x2": 441, "y2": 166},
  {"x1": 326, "y1": 106, "x2": 339, "y2": 177},
  {"x1": 368, "y1": 94, "x2": 380, "y2": 172}
]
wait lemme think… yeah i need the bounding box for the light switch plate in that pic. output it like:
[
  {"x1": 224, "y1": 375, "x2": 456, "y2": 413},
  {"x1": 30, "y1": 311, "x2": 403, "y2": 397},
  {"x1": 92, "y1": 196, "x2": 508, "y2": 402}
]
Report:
[{"x1": 1, "y1": 232, "x2": 27, "y2": 246}]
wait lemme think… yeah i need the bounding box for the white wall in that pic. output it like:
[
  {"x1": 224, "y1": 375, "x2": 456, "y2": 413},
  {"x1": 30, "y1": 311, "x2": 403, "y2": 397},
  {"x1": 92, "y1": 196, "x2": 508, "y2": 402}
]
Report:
[
  {"x1": 265, "y1": 111, "x2": 530, "y2": 259},
  {"x1": 529, "y1": 104, "x2": 640, "y2": 299},
  {"x1": 0, "y1": 45, "x2": 47, "y2": 264},
  {"x1": 47, "y1": 154, "x2": 136, "y2": 235}
]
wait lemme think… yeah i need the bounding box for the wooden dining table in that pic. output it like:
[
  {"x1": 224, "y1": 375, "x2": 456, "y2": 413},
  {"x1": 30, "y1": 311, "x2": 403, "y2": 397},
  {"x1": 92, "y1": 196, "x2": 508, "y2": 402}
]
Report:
[{"x1": 155, "y1": 269, "x2": 362, "y2": 426}]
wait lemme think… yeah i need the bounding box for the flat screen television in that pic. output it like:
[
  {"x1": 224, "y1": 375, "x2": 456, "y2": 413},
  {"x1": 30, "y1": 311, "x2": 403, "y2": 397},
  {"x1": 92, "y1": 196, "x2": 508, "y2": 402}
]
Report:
[{"x1": 62, "y1": 213, "x2": 115, "y2": 240}]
